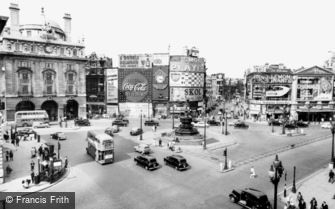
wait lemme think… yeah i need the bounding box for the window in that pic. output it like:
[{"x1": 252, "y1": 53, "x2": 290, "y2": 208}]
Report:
[
  {"x1": 7, "y1": 44, "x2": 12, "y2": 50},
  {"x1": 22, "y1": 72, "x2": 29, "y2": 81},
  {"x1": 68, "y1": 73, "x2": 74, "y2": 81},
  {"x1": 46, "y1": 63, "x2": 54, "y2": 69},
  {"x1": 31, "y1": 45, "x2": 36, "y2": 53},
  {"x1": 73, "y1": 49, "x2": 77, "y2": 56},
  {"x1": 15, "y1": 43, "x2": 20, "y2": 51},
  {"x1": 22, "y1": 85, "x2": 29, "y2": 94},
  {"x1": 47, "y1": 86, "x2": 53, "y2": 94},
  {"x1": 27, "y1": 31, "x2": 32, "y2": 37},
  {"x1": 67, "y1": 85, "x2": 73, "y2": 94},
  {"x1": 60, "y1": 48, "x2": 64, "y2": 55},
  {"x1": 66, "y1": 64, "x2": 73, "y2": 70}
]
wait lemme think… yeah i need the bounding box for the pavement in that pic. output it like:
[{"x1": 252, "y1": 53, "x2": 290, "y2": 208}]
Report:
[
  {"x1": 0, "y1": 129, "x2": 69, "y2": 194},
  {"x1": 280, "y1": 165, "x2": 335, "y2": 209}
]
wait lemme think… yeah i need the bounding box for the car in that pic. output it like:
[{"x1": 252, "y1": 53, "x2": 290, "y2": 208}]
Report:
[
  {"x1": 321, "y1": 122, "x2": 332, "y2": 129},
  {"x1": 192, "y1": 121, "x2": 210, "y2": 128},
  {"x1": 18, "y1": 128, "x2": 34, "y2": 135},
  {"x1": 134, "y1": 144, "x2": 151, "y2": 154},
  {"x1": 74, "y1": 118, "x2": 91, "y2": 126},
  {"x1": 234, "y1": 121, "x2": 249, "y2": 129},
  {"x1": 51, "y1": 132, "x2": 67, "y2": 140},
  {"x1": 207, "y1": 120, "x2": 221, "y2": 126},
  {"x1": 134, "y1": 155, "x2": 160, "y2": 170},
  {"x1": 284, "y1": 122, "x2": 297, "y2": 129},
  {"x1": 112, "y1": 119, "x2": 128, "y2": 127},
  {"x1": 233, "y1": 115, "x2": 239, "y2": 119},
  {"x1": 164, "y1": 155, "x2": 190, "y2": 171},
  {"x1": 296, "y1": 121, "x2": 308, "y2": 128},
  {"x1": 104, "y1": 125, "x2": 120, "y2": 136},
  {"x1": 229, "y1": 188, "x2": 272, "y2": 209},
  {"x1": 144, "y1": 120, "x2": 159, "y2": 126},
  {"x1": 228, "y1": 120, "x2": 240, "y2": 126},
  {"x1": 130, "y1": 127, "x2": 143, "y2": 136},
  {"x1": 268, "y1": 119, "x2": 281, "y2": 126},
  {"x1": 32, "y1": 121, "x2": 50, "y2": 128}
]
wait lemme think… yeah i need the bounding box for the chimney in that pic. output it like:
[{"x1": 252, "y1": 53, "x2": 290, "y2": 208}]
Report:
[
  {"x1": 63, "y1": 13, "x2": 71, "y2": 42},
  {"x1": 9, "y1": 3, "x2": 20, "y2": 36}
]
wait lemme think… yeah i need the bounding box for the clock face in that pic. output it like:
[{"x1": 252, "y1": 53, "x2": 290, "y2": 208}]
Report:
[{"x1": 45, "y1": 45, "x2": 53, "y2": 53}]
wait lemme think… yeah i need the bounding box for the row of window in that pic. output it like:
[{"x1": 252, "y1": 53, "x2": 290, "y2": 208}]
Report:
[
  {"x1": 7, "y1": 42, "x2": 81, "y2": 57},
  {"x1": 17, "y1": 61, "x2": 74, "y2": 70}
]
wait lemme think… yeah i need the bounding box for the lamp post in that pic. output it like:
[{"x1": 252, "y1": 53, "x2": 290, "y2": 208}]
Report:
[
  {"x1": 225, "y1": 112, "x2": 228, "y2": 135},
  {"x1": 57, "y1": 136, "x2": 60, "y2": 159},
  {"x1": 140, "y1": 110, "x2": 143, "y2": 141},
  {"x1": 271, "y1": 114, "x2": 274, "y2": 133},
  {"x1": 172, "y1": 105, "x2": 175, "y2": 129},
  {"x1": 292, "y1": 166, "x2": 296, "y2": 193},
  {"x1": 268, "y1": 155, "x2": 284, "y2": 209},
  {"x1": 203, "y1": 114, "x2": 207, "y2": 150},
  {"x1": 330, "y1": 121, "x2": 335, "y2": 166}
]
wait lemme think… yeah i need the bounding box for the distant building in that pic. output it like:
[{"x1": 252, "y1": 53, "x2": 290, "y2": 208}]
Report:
[{"x1": 0, "y1": 3, "x2": 87, "y2": 121}]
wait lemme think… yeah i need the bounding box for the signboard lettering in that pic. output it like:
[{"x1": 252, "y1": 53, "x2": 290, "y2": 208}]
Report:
[{"x1": 121, "y1": 72, "x2": 149, "y2": 102}]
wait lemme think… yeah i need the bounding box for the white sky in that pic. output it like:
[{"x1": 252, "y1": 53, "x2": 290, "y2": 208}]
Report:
[{"x1": 1, "y1": 0, "x2": 335, "y2": 78}]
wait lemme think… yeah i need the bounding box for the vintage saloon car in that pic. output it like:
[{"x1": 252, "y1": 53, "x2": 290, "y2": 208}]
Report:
[{"x1": 229, "y1": 188, "x2": 272, "y2": 209}]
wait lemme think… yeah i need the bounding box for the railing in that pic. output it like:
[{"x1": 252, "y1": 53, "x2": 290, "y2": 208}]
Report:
[
  {"x1": 17, "y1": 91, "x2": 33, "y2": 97},
  {"x1": 43, "y1": 91, "x2": 57, "y2": 96}
]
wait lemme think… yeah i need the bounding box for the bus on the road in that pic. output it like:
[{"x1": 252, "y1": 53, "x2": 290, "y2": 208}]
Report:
[
  {"x1": 86, "y1": 131, "x2": 114, "y2": 164},
  {"x1": 15, "y1": 110, "x2": 49, "y2": 127}
]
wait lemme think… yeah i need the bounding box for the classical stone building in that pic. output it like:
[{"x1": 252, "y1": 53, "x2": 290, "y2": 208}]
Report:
[{"x1": 0, "y1": 3, "x2": 87, "y2": 121}]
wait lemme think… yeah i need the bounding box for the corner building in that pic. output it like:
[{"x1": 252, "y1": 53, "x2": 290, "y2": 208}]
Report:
[{"x1": 0, "y1": 4, "x2": 87, "y2": 121}]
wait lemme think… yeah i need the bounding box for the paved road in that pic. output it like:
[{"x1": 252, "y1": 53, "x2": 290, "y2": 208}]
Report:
[{"x1": 40, "y1": 119, "x2": 333, "y2": 209}]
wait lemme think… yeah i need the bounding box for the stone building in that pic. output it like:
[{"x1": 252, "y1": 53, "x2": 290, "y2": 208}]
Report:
[{"x1": 0, "y1": 3, "x2": 87, "y2": 122}]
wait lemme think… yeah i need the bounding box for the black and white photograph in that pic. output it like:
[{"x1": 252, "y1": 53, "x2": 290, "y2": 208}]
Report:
[{"x1": 0, "y1": 0, "x2": 335, "y2": 208}]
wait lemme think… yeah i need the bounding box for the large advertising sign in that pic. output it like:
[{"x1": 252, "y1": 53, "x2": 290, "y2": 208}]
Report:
[
  {"x1": 119, "y1": 103, "x2": 152, "y2": 118},
  {"x1": 170, "y1": 56, "x2": 205, "y2": 72},
  {"x1": 249, "y1": 74, "x2": 293, "y2": 83},
  {"x1": 170, "y1": 87, "x2": 203, "y2": 102},
  {"x1": 265, "y1": 86, "x2": 290, "y2": 97},
  {"x1": 119, "y1": 54, "x2": 152, "y2": 69},
  {"x1": 118, "y1": 69, "x2": 152, "y2": 103},
  {"x1": 153, "y1": 53, "x2": 169, "y2": 66},
  {"x1": 170, "y1": 72, "x2": 204, "y2": 87},
  {"x1": 298, "y1": 77, "x2": 333, "y2": 100},
  {"x1": 106, "y1": 69, "x2": 118, "y2": 103},
  {"x1": 153, "y1": 66, "x2": 169, "y2": 101}
]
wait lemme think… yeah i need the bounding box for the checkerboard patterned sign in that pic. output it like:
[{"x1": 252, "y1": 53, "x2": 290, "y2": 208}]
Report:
[{"x1": 170, "y1": 72, "x2": 204, "y2": 87}]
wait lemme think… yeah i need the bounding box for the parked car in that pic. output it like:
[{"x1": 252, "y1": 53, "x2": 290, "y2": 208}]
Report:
[
  {"x1": 164, "y1": 155, "x2": 190, "y2": 171},
  {"x1": 229, "y1": 188, "x2": 272, "y2": 209},
  {"x1": 192, "y1": 121, "x2": 210, "y2": 128},
  {"x1": 207, "y1": 120, "x2": 220, "y2": 126},
  {"x1": 112, "y1": 119, "x2": 128, "y2": 127},
  {"x1": 130, "y1": 127, "x2": 143, "y2": 136},
  {"x1": 284, "y1": 122, "x2": 297, "y2": 129},
  {"x1": 228, "y1": 120, "x2": 240, "y2": 126},
  {"x1": 268, "y1": 119, "x2": 281, "y2": 126},
  {"x1": 144, "y1": 120, "x2": 159, "y2": 126},
  {"x1": 74, "y1": 118, "x2": 90, "y2": 126},
  {"x1": 134, "y1": 155, "x2": 160, "y2": 170},
  {"x1": 234, "y1": 121, "x2": 249, "y2": 129},
  {"x1": 296, "y1": 121, "x2": 309, "y2": 128},
  {"x1": 321, "y1": 122, "x2": 332, "y2": 129},
  {"x1": 134, "y1": 144, "x2": 151, "y2": 154},
  {"x1": 51, "y1": 132, "x2": 67, "y2": 140},
  {"x1": 18, "y1": 128, "x2": 34, "y2": 135},
  {"x1": 32, "y1": 121, "x2": 50, "y2": 128}
]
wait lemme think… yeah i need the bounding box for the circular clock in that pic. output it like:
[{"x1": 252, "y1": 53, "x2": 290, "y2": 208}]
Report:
[{"x1": 45, "y1": 45, "x2": 53, "y2": 53}]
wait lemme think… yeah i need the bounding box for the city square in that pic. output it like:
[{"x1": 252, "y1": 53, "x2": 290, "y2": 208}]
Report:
[{"x1": 0, "y1": 1, "x2": 335, "y2": 209}]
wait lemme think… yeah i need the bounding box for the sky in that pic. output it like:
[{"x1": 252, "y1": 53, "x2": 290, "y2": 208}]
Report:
[{"x1": 1, "y1": 0, "x2": 335, "y2": 78}]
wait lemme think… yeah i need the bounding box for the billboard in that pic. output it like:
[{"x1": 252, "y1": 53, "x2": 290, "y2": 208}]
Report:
[
  {"x1": 169, "y1": 72, "x2": 204, "y2": 87},
  {"x1": 153, "y1": 66, "x2": 169, "y2": 101},
  {"x1": 170, "y1": 87, "x2": 203, "y2": 102},
  {"x1": 119, "y1": 103, "x2": 152, "y2": 118},
  {"x1": 298, "y1": 77, "x2": 333, "y2": 101},
  {"x1": 152, "y1": 53, "x2": 169, "y2": 66},
  {"x1": 106, "y1": 69, "x2": 118, "y2": 103},
  {"x1": 119, "y1": 54, "x2": 152, "y2": 69},
  {"x1": 118, "y1": 69, "x2": 152, "y2": 103},
  {"x1": 170, "y1": 56, "x2": 205, "y2": 72}
]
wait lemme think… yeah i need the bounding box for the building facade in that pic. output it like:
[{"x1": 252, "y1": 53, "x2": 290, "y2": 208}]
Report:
[
  {"x1": 0, "y1": 3, "x2": 87, "y2": 121},
  {"x1": 245, "y1": 63, "x2": 335, "y2": 122}
]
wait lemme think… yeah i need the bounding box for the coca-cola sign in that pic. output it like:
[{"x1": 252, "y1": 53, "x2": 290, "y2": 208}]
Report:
[{"x1": 122, "y1": 72, "x2": 149, "y2": 102}]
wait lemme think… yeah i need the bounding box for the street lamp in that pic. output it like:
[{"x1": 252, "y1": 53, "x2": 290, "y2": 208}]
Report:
[
  {"x1": 330, "y1": 121, "x2": 335, "y2": 166},
  {"x1": 172, "y1": 105, "x2": 175, "y2": 129},
  {"x1": 203, "y1": 114, "x2": 207, "y2": 150},
  {"x1": 268, "y1": 155, "x2": 284, "y2": 209},
  {"x1": 225, "y1": 111, "x2": 228, "y2": 135},
  {"x1": 292, "y1": 166, "x2": 297, "y2": 193},
  {"x1": 271, "y1": 114, "x2": 275, "y2": 133},
  {"x1": 140, "y1": 110, "x2": 143, "y2": 141}
]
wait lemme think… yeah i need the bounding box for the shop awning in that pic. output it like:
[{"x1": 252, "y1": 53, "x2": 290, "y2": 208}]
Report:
[{"x1": 296, "y1": 109, "x2": 335, "y2": 113}]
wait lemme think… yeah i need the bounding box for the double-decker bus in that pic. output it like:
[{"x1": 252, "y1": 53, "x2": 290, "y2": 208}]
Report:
[
  {"x1": 15, "y1": 110, "x2": 49, "y2": 127},
  {"x1": 86, "y1": 131, "x2": 114, "y2": 164}
]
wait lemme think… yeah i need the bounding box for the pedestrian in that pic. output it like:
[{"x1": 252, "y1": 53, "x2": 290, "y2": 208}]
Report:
[
  {"x1": 38, "y1": 146, "x2": 43, "y2": 157},
  {"x1": 15, "y1": 136, "x2": 19, "y2": 147},
  {"x1": 328, "y1": 169, "x2": 334, "y2": 183},
  {"x1": 9, "y1": 150, "x2": 13, "y2": 161},
  {"x1": 298, "y1": 198, "x2": 306, "y2": 209},
  {"x1": 321, "y1": 201, "x2": 328, "y2": 209},
  {"x1": 250, "y1": 166, "x2": 256, "y2": 178},
  {"x1": 159, "y1": 138, "x2": 162, "y2": 147},
  {"x1": 64, "y1": 156, "x2": 68, "y2": 168},
  {"x1": 310, "y1": 197, "x2": 317, "y2": 209},
  {"x1": 154, "y1": 125, "x2": 157, "y2": 132},
  {"x1": 297, "y1": 192, "x2": 303, "y2": 203},
  {"x1": 30, "y1": 160, "x2": 35, "y2": 172},
  {"x1": 31, "y1": 171, "x2": 35, "y2": 184},
  {"x1": 5, "y1": 151, "x2": 9, "y2": 162}
]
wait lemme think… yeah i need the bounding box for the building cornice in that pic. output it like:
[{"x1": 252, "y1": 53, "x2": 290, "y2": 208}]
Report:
[{"x1": 0, "y1": 51, "x2": 88, "y2": 62}]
